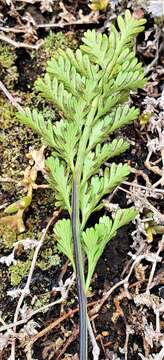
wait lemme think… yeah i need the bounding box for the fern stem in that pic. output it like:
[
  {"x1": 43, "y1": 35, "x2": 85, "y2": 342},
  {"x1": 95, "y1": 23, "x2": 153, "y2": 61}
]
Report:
[
  {"x1": 72, "y1": 176, "x2": 88, "y2": 360},
  {"x1": 71, "y1": 97, "x2": 99, "y2": 359},
  {"x1": 75, "y1": 96, "x2": 99, "y2": 181}
]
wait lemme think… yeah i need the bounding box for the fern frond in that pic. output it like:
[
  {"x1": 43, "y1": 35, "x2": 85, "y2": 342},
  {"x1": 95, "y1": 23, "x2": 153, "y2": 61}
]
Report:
[
  {"x1": 82, "y1": 138, "x2": 130, "y2": 185},
  {"x1": 106, "y1": 11, "x2": 146, "y2": 74},
  {"x1": 96, "y1": 93, "x2": 124, "y2": 119},
  {"x1": 83, "y1": 216, "x2": 112, "y2": 290},
  {"x1": 107, "y1": 105, "x2": 139, "y2": 134},
  {"x1": 80, "y1": 163, "x2": 131, "y2": 228},
  {"x1": 46, "y1": 157, "x2": 71, "y2": 214},
  {"x1": 83, "y1": 207, "x2": 137, "y2": 290},
  {"x1": 47, "y1": 55, "x2": 85, "y2": 97},
  {"x1": 117, "y1": 10, "x2": 146, "y2": 45},
  {"x1": 109, "y1": 207, "x2": 138, "y2": 237},
  {"x1": 59, "y1": 48, "x2": 100, "y2": 79},
  {"x1": 81, "y1": 10, "x2": 146, "y2": 72},
  {"x1": 88, "y1": 105, "x2": 139, "y2": 150},
  {"x1": 52, "y1": 120, "x2": 80, "y2": 170},
  {"x1": 16, "y1": 11, "x2": 146, "y2": 319},
  {"x1": 17, "y1": 108, "x2": 56, "y2": 148},
  {"x1": 54, "y1": 219, "x2": 75, "y2": 271},
  {"x1": 35, "y1": 74, "x2": 77, "y2": 120},
  {"x1": 114, "y1": 69, "x2": 146, "y2": 91},
  {"x1": 81, "y1": 31, "x2": 109, "y2": 68}
]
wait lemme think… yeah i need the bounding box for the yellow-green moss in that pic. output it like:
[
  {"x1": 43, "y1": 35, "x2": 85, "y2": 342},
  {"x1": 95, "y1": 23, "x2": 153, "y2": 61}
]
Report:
[
  {"x1": 43, "y1": 31, "x2": 77, "y2": 53},
  {"x1": 9, "y1": 243, "x2": 60, "y2": 286},
  {"x1": 31, "y1": 31, "x2": 78, "y2": 81},
  {"x1": 0, "y1": 95, "x2": 41, "y2": 185},
  {"x1": 0, "y1": 42, "x2": 18, "y2": 89},
  {"x1": 0, "y1": 42, "x2": 16, "y2": 69},
  {"x1": 0, "y1": 224, "x2": 17, "y2": 248},
  {"x1": 10, "y1": 251, "x2": 34, "y2": 286},
  {"x1": 33, "y1": 292, "x2": 50, "y2": 311},
  {"x1": 37, "y1": 248, "x2": 60, "y2": 270}
]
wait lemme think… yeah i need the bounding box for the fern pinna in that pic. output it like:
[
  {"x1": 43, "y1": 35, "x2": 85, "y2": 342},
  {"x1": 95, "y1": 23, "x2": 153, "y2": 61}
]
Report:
[{"x1": 17, "y1": 10, "x2": 146, "y2": 360}]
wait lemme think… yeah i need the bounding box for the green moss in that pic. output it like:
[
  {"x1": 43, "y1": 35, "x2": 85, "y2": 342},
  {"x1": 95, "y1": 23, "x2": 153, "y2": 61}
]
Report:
[
  {"x1": 0, "y1": 98, "x2": 15, "y2": 128},
  {"x1": 0, "y1": 42, "x2": 16, "y2": 69},
  {"x1": 10, "y1": 251, "x2": 34, "y2": 286},
  {"x1": 0, "y1": 32, "x2": 70, "y2": 286},
  {"x1": 0, "y1": 42, "x2": 18, "y2": 89},
  {"x1": 0, "y1": 95, "x2": 41, "y2": 185},
  {"x1": 37, "y1": 247, "x2": 60, "y2": 270},
  {"x1": 43, "y1": 31, "x2": 77, "y2": 55},
  {"x1": 0, "y1": 224, "x2": 17, "y2": 249},
  {"x1": 33, "y1": 292, "x2": 50, "y2": 311},
  {"x1": 9, "y1": 246, "x2": 61, "y2": 286},
  {"x1": 8, "y1": 228, "x2": 60, "y2": 285}
]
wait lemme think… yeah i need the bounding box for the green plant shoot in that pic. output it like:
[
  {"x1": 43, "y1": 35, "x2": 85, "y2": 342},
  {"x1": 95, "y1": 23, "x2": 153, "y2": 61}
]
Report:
[{"x1": 17, "y1": 10, "x2": 146, "y2": 359}]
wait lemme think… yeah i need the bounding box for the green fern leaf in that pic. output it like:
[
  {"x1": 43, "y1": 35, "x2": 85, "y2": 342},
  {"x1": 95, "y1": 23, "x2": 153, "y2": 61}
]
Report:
[
  {"x1": 107, "y1": 105, "x2": 139, "y2": 134},
  {"x1": 80, "y1": 163, "x2": 131, "y2": 228},
  {"x1": 81, "y1": 10, "x2": 146, "y2": 73},
  {"x1": 35, "y1": 74, "x2": 77, "y2": 120},
  {"x1": 17, "y1": 108, "x2": 56, "y2": 148},
  {"x1": 118, "y1": 10, "x2": 146, "y2": 44},
  {"x1": 46, "y1": 157, "x2": 71, "y2": 214},
  {"x1": 83, "y1": 207, "x2": 137, "y2": 290},
  {"x1": 16, "y1": 11, "x2": 146, "y2": 306},
  {"x1": 59, "y1": 48, "x2": 100, "y2": 79},
  {"x1": 47, "y1": 55, "x2": 85, "y2": 96},
  {"x1": 81, "y1": 31, "x2": 109, "y2": 68},
  {"x1": 88, "y1": 105, "x2": 139, "y2": 150},
  {"x1": 54, "y1": 219, "x2": 75, "y2": 271},
  {"x1": 109, "y1": 207, "x2": 138, "y2": 237},
  {"x1": 52, "y1": 120, "x2": 80, "y2": 170},
  {"x1": 83, "y1": 216, "x2": 112, "y2": 290},
  {"x1": 82, "y1": 138, "x2": 130, "y2": 185}
]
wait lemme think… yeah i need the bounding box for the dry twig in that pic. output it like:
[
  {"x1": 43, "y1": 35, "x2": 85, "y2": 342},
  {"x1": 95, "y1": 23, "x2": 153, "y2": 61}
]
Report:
[
  {"x1": 0, "y1": 34, "x2": 43, "y2": 49},
  {"x1": 0, "y1": 80, "x2": 23, "y2": 112}
]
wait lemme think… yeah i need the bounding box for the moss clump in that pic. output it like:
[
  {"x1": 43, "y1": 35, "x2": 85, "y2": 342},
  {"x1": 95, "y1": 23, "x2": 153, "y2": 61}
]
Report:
[
  {"x1": 44, "y1": 31, "x2": 77, "y2": 52},
  {"x1": 10, "y1": 251, "x2": 34, "y2": 286},
  {"x1": 0, "y1": 31, "x2": 73, "y2": 287},
  {"x1": 33, "y1": 292, "x2": 50, "y2": 311},
  {"x1": 0, "y1": 42, "x2": 16, "y2": 69},
  {"x1": 9, "y1": 246, "x2": 61, "y2": 286},
  {"x1": 0, "y1": 95, "x2": 41, "y2": 185},
  {"x1": 0, "y1": 98, "x2": 15, "y2": 129},
  {"x1": 0, "y1": 224, "x2": 17, "y2": 249},
  {"x1": 0, "y1": 42, "x2": 18, "y2": 89},
  {"x1": 8, "y1": 229, "x2": 60, "y2": 285},
  {"x1": 37, "y1": 248, "x2": 60, "y2": 270}
]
